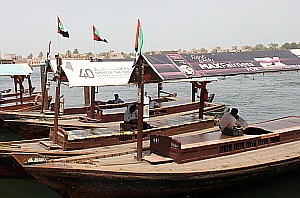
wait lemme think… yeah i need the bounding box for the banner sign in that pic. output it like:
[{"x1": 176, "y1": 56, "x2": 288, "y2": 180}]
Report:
[
  {"x1": 51, "y1": 60, "x2": 134, "y2": 87},
  {"x1": 145, "y1": 50, "x2": 300, "y2": 80}
]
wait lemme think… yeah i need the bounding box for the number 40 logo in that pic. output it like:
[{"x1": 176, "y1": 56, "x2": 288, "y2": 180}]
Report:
[{"x1": 79, "y1": 69, "x2": 94, "y2": 78}]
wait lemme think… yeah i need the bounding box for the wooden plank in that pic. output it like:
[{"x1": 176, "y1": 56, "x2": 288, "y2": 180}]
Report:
[{"x1": 143, "y1": 153, "x2": 174, "y2": 164}]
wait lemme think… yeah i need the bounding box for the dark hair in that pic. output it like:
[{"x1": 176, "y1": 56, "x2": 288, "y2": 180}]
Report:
[
  {"x1": 114, "y1": 94, "x2": 119, "y2": 97},
  {"x1": 129, "y1": 104, "x2": 137, "y2": 111},
  {"x1": 230, "y1": 108, "x2": 238, "y2": 116}
]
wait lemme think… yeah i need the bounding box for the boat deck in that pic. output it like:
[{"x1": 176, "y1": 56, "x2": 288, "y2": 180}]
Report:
[
  {"x1": 20, "y1": 137, "x2": 300, "y2": 173},
  {"x1": 148, "y1": 116, "x2": 300, "y2": 163},
  {"x1": 160, "y1": 116, "x2": 300, "y2": 149},
  {"x1": 0, "y1": 127, "x2": 219, "y2": 156},
  {"x1": 67, "y1": 111, "x2": 205, "y2": 140},
  {"x1": 10, "y1": 136, "x2": 300, "y2": 198}
]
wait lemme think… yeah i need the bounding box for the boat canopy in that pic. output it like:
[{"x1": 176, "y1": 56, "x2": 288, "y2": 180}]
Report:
[
  {"x1": 0, "y1": 64, "x2": 33, "y2": 76},
  {"x1": 129, "y1": 50, "x2": 300, "y2": 84},
  {"x1": 50, "y1": 60, "x2": 134, "y2": 87}
]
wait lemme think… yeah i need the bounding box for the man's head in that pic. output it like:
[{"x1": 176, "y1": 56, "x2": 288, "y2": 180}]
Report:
[
  {"x1": 230, "y1": 108, "x2": 238, "y2": 116},
  {"x1": 129, "y1": 104, "x2": 137, "y2": 112},
  {"x1": 114, "y1": 94, "x2": 119, "y2": 99}
]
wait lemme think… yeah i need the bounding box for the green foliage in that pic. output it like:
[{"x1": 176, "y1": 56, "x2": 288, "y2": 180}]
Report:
[
  {"x1": 66, "y1": 50, "x2": 72, "y2": 57},
  {"x1": 280, "y1": 42, "x2": 300, "y2": 50},
  {"x1": 38, "y1": 51, "x2": 43, "y2": 58},
  {"x1": 268, "y1": 43, "x2": 279, "y2": 50},
  {"x1": 73, "y1": 48, "x2": 79, "y2": 54},
  {"x1": 85, "y1": 52, "x2": 93, "y2": 59},
  {"x1": 253, "y1": 44, "x2": 267, "y2": 51},
  {"x1": 143, "y1": 51, "x2": 151, "y2": 55},
  {"x1": 290, "y1": 42, "x2": 300, "y2": 49},
  {"x1": 243, "y1": 45, "x2": 253, "y2": 50},
  {"x1": 27, "y1": 53, "x2": 33, "y2": 59},
  {"x1": 211, "y1": 48, "x2": 218, "y2": 53},
  {"x1": 200, "y1": 48, "x2": 208, "y2": 53}
]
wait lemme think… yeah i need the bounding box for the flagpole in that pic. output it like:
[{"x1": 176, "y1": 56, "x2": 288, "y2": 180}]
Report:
[
  {"x1": 94, "y1": 40, "x2": 96, "y2": 57},
  {"x1": 57, "y1": 34, "x2": 60, "y2": 54}
]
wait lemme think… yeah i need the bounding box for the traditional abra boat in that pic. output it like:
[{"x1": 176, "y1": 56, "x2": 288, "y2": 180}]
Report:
[
  {"x1": 0, "y1": 54, "x2": 223, "y2": 178},
  {"x1": 11, "y1": 116, "x2": 300, "y2": 197},
  {"x1": 0, "y1": 63, "x2": 43, "y2": 111},
  {"x1": 8, "y1": 50, "x2": 300, "y2": 197},
  {"x1": 0, "y1": 58, "x2": 222, "y2": 139}
]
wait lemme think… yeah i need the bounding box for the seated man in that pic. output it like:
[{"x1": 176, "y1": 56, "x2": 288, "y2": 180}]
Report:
[
  {"x1": 219, "y1": 108, "x2": 245, "y2": 136},
  {"x1": 149, "y1": 96, "x2": 160, "y2": 109},
  {"x1": 107, "y1": 94, "x2": 124, "y2": 104},
  {"x1": 124, "y1": 104, "x2": 138, "y2": 125},
  {"x1": 124, "y1": 104, "x2": 151, "y2": 129}
]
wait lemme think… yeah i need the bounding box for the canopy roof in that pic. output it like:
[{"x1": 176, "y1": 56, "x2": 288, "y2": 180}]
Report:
[
  {"x1": 50, "y1": 60, "x2": 134, "y2": 87},
  {"x1": 0, "y1": 64, "x2": 33, "y2": 76},
  {"x1": 129, "y1": 50, "x2": 300, "y2": 84}
]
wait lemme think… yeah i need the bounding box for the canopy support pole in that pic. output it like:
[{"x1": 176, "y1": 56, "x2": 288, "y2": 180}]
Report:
[
  {"x1": 14, "y1": 80, "x2": 17, "y2": 96},
  {"x1": 19, "y1": 82, "x2": 23, "y2": 104},
  {"x1": 41, "y1": 61, "x2": 49, "y2": 113},
  {"x1": 84, "y1": 87, "x2": 90, "y2": 105},
  {"x1": 27, "y1": 76, "x2": 33, "y2": 96},
  {"x1": 158, "y1": 83, "x2": 162, "y2": 98},
  {"x1": 199, "y1": 85, "x2": 207, "y2": 119},
  {"x1": 191, "y1": 82, "x2": 197, "y2": 102},
  {"x1": 53, "y1": 55, "x2": 62, "y2": 144},
  {"x1": 193, "y1": 81, "x2": 209, "y2": 119},
  {"x1": 90, "y1": 86, "x2": 96, "y2": 119},
  {"x1": 137, "y1": 57, "x2": 144, "y2": 161}
]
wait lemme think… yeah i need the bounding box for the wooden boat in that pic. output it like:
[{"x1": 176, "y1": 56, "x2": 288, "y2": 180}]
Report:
[
  {"x1": 0, "y1": 63, "x2": 44, "y2": 111},
  {"x1": 0, "y1": 58, "x2": 221, "y2": 139},
  {"x1": 10, "y1": 116, "x2": 300, "y2": 197},
  {"x1": 0, "y1": 99, "x2": 223, "y2": 139},
  {"x1": 6, "y1": 50, "x2": 300, "y2": 197},
  {"x1": 0, "y1": 55, "x2": 220, "y2": 175},
  {"x1": 0, "y1": 113, "x2": 216, "y2": 179}
]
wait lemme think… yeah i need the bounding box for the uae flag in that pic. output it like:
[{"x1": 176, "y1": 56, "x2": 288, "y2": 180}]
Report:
[
  {"x1": 93, "y1": 25, "x2": 108, "y2": 43},
  {"x1": 134, "y1": 19, "x2": 143, "y2": 54},
  {"x1": 57, "y1": 16, "x2": 69, "y2": 38}
]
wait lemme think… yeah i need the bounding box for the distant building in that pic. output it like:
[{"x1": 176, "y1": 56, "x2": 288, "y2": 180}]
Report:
[
  {"x1": 0, "y1": 59, "x2": 14, "y2": 64},
  {"x1": 4, "y1": 53, "x2": 22, "y2": 61},
  {"x1": 107, "y1": 52, "x2": 122, "y2": 59}
]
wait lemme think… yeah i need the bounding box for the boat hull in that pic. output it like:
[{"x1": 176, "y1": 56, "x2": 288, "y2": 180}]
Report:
[
  {"x1": 23, "y1": 155, "x2": 300, "y2": 198},
  {"x1": 0, "y1": 153, "x2": 33, "y2": 179}
]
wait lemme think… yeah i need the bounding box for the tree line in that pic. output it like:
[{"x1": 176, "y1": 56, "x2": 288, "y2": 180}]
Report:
[
  {"x1": 212, "y1": 42, "x2": 300, "y2": 53},
  {"x1": 27, "y1": 42, "x2": 300, "y2": 59}
]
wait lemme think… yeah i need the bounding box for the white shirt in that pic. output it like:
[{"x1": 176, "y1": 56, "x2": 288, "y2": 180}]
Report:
[
  {"x1": 219, "y1": 112, "x2": 236, "y2": 131},
  {"x1": 149, "y1": 100, "x2": 159, "y2": 108},
  {"x1": 124, "y1": 109, "x2": 138, "y2": 123},
  {"x1": 236, "y1": 116, "x2": 248, "y2": 129},
  {"x1": 114, "y1": 98, "x2": 124, "y2": 104}
]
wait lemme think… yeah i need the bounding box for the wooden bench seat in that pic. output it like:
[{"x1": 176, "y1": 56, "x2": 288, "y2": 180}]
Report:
[{"x1": 150, "y1": 116, "x2": 300, "y2": 164}]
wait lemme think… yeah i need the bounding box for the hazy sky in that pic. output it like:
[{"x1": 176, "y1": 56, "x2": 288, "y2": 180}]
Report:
[{"x1": 0, "y1": 0, "x2": 299, "y2": 57}]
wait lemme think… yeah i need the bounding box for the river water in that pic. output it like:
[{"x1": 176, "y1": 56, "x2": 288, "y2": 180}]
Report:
[{"x1": 0, "y1": 67, "x2": 300, "y2": 197}]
